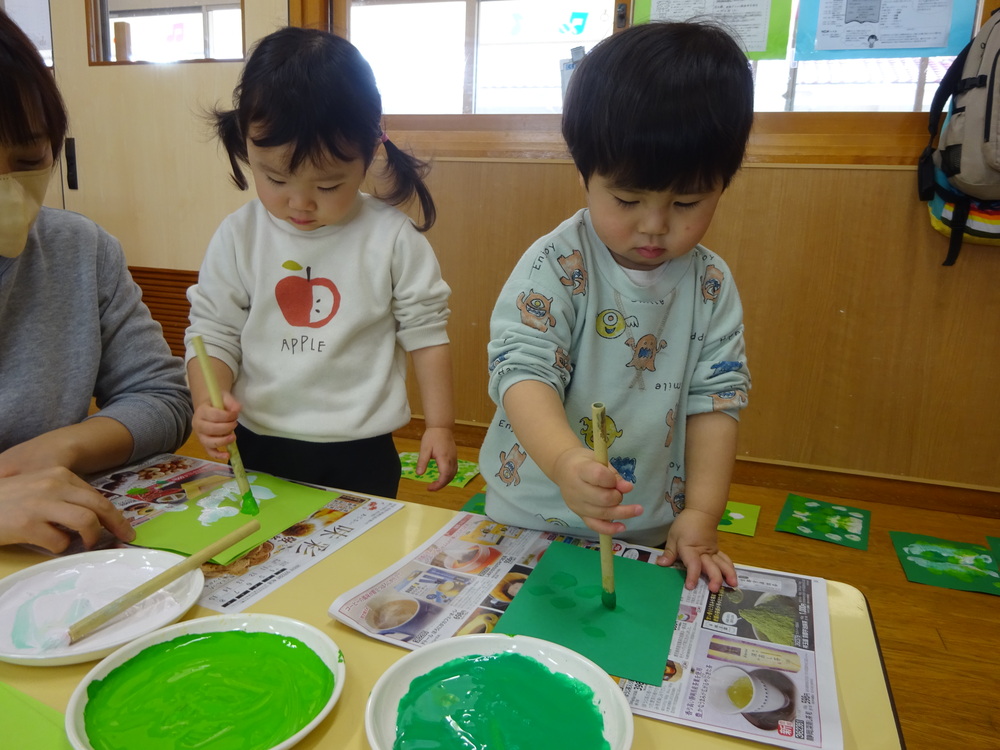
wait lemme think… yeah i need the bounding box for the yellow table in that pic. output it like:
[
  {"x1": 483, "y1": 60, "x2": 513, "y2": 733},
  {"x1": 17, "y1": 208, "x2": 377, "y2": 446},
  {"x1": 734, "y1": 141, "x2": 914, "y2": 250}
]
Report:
[{"x1": 0, "y1": 501, "x2": 903, "y2": 749}]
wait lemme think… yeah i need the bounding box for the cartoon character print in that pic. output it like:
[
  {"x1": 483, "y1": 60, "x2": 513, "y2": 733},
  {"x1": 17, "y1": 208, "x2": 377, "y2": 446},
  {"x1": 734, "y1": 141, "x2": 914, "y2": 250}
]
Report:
[
  {"x1": 275, "y1": 260, "x2": 341, "y2": 328},
  {"x1": 496, "y1": 443, "x2": 528, "y2": 487},
  {"x1": 665, "y1": 476, "x2": 685, "y2": 516},
  {"x1": 709, "y1": 360, "x2": 744, "y2": 378},
  {"x1": 516, "y1": 289, "x2": 556, "y2": 332},
  {"x1": 557, "y1": 249, "x2": 588, "y2": 295},
  {"x1": 595, "y1": 308, "x2": 635, "y2": 339},
  {"x1": 626, "y1": 334, "x2": 667, "y2": 372},
  {"x1": 553, "y1": 347, "x2": 572, "y2": 373},
  {"x1": 580, "y1": 413, "x2": 624, "y2": 450},
  {"x1": 610, "y1": 456, "x2": 637, "y2": 483},
  {"x1": 664, "y1": 409, "x2": 675, "y2": 448},
  {"x1": 701, "y1": 264, "x2": 724, "y2": 303},
  {"x1": 710, "y1": 389, "x2": 749, "y2": 411}
]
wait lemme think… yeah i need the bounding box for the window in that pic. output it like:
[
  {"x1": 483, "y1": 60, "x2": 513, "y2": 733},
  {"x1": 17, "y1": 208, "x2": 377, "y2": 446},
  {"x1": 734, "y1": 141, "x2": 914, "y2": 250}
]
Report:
[
  {"x1": 349, "y1": 0, "x2": 959, "y2": 115},
  {"x1": 90, "y1": 0, "x2": 243, "y2": 63},
  {"x1": 350, "y1": 0, "x2": 614, "y2": 114},
  {"x1": 4, "y1": 0, "x2": 53, "y2": 65}
]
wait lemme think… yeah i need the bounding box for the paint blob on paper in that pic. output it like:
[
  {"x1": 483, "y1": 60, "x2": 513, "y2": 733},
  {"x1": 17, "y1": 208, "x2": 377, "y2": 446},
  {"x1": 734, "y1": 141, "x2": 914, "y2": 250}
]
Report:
[
  {"x1": 394, "y1": 651, "x2": 609, "y2": 750},
  {"x1": 84, "y1": 630, "x2": 334, "y2": 750},
  {"x1": 193, "y1": 475, "x2": 277, "y2": 526}
]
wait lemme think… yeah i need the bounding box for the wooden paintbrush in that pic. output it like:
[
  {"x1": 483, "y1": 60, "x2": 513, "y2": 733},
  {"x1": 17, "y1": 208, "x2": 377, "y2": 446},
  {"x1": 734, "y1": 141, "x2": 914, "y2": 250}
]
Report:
[
  {"x1": 191, "y1": 335, "x2": 259, "y2": 516},
  {"x1": 591, "y1": 402, "x2": 617, "y2": 610},
  {"x1": 67, "y1": 519, "x2": 261, "y2": 645}
]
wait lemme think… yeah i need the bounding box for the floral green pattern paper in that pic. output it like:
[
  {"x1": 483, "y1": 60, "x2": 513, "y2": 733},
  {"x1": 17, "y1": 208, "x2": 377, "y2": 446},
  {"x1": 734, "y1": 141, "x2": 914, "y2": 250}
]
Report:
[
  {"x1": 775, "y1": 494, "x2": 870, "y2": 549},
  {"x1": 890, "y1": 532, "x2": 1000, "y2": 595},
  {"x1": 398, "y1": 453, "x2": 480, "y2": 488}
]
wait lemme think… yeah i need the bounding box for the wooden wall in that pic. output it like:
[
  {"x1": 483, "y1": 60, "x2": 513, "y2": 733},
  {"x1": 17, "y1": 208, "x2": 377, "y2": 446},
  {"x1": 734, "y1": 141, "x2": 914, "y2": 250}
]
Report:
[
  {"x1": 402, "y1": 159, "x2": 1000, "y2": 494},
  {"x1": 135, "y1": 156, "x2": 1000, "y2": 500}
]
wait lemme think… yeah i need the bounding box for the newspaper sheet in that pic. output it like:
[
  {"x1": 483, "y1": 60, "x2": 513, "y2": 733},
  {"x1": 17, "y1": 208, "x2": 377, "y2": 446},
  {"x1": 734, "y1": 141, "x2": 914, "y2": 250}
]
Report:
[{"x1": 328, "y1": 512, "x2": 843, "y2": 749}]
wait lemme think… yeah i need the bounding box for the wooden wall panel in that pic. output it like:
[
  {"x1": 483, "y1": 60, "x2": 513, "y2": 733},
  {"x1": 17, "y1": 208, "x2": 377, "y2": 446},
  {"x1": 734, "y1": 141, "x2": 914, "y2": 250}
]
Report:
[{"x1": 132, "y1": 160, "x2": 1000, "y2": 495}]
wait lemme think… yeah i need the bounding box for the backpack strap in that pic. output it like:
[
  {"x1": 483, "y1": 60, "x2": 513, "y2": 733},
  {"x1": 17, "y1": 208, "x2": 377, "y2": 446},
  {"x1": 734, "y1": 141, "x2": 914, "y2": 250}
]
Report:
[
  {"x1": 918, "y1": 40, "x2": 973, "y2": 201},
  {"x1": 943, "y1": 196, "x2": 969, "y2": 266}
]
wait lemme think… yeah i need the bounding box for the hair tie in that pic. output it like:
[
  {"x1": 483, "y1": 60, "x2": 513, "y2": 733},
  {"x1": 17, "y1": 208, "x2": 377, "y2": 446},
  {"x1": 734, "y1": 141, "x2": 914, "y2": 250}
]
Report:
[{"x1": 380, "y1": 131, "x2": 389, "y2": 144}]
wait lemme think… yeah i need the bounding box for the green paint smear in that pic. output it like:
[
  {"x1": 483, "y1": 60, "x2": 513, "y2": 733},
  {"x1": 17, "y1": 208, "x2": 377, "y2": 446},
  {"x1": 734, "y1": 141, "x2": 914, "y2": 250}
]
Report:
[
  {"x1": 394, "y1": 652, "x2": 609, "y2": 750},
  {"x1": 84, "y1": 630, "x2": 334, "y2": 750}
]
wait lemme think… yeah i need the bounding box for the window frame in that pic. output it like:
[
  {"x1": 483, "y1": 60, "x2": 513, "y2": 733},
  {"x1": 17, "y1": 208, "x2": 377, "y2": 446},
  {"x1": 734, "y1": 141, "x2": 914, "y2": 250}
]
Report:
[
  {"x1": 85, "y1": 0, "x2": 245, "y2": 65},
  {"x1": 300, "y1": 0, "x2": 991, "y2": 167}
]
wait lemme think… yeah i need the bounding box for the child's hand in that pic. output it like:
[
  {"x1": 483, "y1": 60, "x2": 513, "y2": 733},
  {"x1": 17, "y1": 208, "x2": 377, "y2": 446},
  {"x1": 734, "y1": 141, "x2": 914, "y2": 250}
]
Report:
[
  {"x1": 553, "y1": 446, "x2": 642, "y2": 536},
  {"x1": 417, "y1": 427, "x2": 457, "y2": 491},
  {"x1": 657, "y1": 509, "x2": 737, "y2": 592},
  {"x1": 192, "y1": 392, "x2": 242, "y2": 462}
]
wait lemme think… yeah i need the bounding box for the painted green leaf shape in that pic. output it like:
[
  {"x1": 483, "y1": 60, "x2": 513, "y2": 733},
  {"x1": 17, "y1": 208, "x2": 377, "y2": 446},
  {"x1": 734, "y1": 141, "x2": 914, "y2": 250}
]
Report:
[{"x1": 282, "y1": 260, "x2": 303, "y2": 271}]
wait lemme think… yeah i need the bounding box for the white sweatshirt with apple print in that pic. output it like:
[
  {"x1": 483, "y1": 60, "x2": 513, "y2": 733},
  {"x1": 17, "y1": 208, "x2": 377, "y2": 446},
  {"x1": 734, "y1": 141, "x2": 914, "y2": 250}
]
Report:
[{"x1": 185, "y1": 195, "x2": 451, "y2": 443}]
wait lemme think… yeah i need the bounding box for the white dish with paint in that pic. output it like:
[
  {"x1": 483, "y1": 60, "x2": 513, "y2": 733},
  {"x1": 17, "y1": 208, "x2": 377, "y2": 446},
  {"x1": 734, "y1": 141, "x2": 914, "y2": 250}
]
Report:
[
  {"x1": 366, "y1": 633, "x2": 634, "y2": 750},
  {"x1": 65, "y1": 613, "x2": 346, "y2": 750},
  {"x1": 0, "y1": 547, "x2": 203, "y2": 666}
]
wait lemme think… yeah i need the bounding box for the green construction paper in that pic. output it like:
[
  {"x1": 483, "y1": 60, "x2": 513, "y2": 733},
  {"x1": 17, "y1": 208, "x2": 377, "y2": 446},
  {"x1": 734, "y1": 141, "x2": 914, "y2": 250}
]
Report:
[
  {"x1": 460, "y1": 493, "x2": 486, "y2": 514},
  {"x1": 890, "y1": 532, "x2": 1000, "y2": 595},
  {"x1": 494, "y1": 541, "x2": 683, "y2": 685},
  {"x1": 988, "y1": 537, "x2": 1000, "y2": 570},
  {"x1": 718, "y1": 501, "x2": 760, "y2": 536},
  {"x1": 0, "y1": 681, "x2": 72, "y2": 749},
  {"x1": 131, "y1": 472, "x2": 337, "y2": 564},
  {"x1": 398, "y1": 453, "x2": 480, "y2": 488},
  {"x1": 775, "y1": 494, "x2": 870, "y2": 550}
]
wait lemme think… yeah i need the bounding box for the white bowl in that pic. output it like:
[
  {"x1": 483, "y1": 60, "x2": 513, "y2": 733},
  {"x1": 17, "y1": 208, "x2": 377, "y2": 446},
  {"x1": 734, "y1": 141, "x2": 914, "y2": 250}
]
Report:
[
  {"x1": 65, "y1": 613, "x2": 345, "y2": 750},
  {"x1": 365, "y1": 633, "x2": 633, "y2": 749},
  {"x1": 0, "y1": 548, "x2": 203, "y2": 666}
]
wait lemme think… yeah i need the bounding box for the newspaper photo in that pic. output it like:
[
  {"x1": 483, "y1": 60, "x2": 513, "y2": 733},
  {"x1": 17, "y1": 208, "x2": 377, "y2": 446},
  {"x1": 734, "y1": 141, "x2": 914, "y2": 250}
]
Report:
[{"x1": 328, "y1": 512, "x2": 843, "y2": 749}]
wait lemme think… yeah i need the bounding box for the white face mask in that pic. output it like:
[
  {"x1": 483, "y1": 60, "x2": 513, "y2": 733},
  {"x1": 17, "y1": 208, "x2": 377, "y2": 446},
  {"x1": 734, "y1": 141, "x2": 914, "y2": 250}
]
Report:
[{"x1": 0, "y1": 167, "x2": 52, "y2": 258}]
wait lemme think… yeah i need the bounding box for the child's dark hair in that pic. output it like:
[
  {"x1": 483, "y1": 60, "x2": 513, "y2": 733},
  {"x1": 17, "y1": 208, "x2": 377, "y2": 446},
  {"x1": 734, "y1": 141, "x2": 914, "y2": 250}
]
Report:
[
  {"x1": 0, "y1": 10, "x2": 68, "y2": 159},
  {"x1": 213, "y1": 27, "x2": 435, "y2": 231},
  {"x1": 562, "y1": 21, "x2": 754, "y2": 194}
]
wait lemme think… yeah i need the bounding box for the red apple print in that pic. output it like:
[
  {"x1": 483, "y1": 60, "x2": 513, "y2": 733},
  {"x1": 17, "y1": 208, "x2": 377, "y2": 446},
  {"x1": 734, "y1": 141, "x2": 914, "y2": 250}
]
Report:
[{"x1": 275, "y1": 261, "x2": 340, "y2": 328}]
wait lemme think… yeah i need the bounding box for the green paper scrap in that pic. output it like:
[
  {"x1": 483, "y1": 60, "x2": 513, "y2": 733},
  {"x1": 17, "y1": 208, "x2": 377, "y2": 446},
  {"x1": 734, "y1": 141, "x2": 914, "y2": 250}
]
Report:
[
  {"x1": 0, "y1": 682, "x2": 72, "y2": 749},
  {"x1": 775, "y1": 494, "x2": 870, "y2": 550},
  {"x1": 717, "y1": 500, "x2": 760, "y2": 536},
  {"x1": 398, "y1": 453, "x2": 480, "y2": 488},
  {"x1": 890, "y1": 531, "x2": 1000, "y2": 596},
  {"x1": 132, "y1": 472, "x2": 337, "y2": 564},
  {"x1": 494, "y1": 541, "x2": 683, "y2": 685},
  {"x1": 461, "y1": 492, "x2": 486, "y2": 514}
]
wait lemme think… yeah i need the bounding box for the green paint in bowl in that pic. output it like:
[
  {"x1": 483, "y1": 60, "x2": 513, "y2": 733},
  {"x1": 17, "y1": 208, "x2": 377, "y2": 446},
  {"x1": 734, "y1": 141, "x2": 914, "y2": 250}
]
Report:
[{"x1": 83, "y1": 630, "x2": 334, "y2": 750}]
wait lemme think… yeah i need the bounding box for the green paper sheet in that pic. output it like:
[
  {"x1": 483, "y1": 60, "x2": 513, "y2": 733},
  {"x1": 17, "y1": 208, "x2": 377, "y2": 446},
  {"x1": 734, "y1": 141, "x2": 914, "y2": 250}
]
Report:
[
  {"x1": 0, "y1": 681, "x2": 72, "y2": 749},
  {"x1": 132, "y1": 472, "x2": 338, "y2": 564},
  {"x1": 890, "y1": 531, "x2": 1000, "y2": 595},
  {"x1": 988, "y1": 537, "x2": 1000, "y2": 570},
  {"x1": 399, "y1": 453, "x2": 480, "y2": 488},
  {"x1": 460, "y1": 492, "x2": 486, "y2": 514},
  {"x1": 775, "y1": 494, "x2": 870, "y2": 550},
  {"x1": 718, "y1": 500, "x2": 760, "y2": 536},
  {"x1": 494, "y1": 541, "x2": 683, "y2": 685}
]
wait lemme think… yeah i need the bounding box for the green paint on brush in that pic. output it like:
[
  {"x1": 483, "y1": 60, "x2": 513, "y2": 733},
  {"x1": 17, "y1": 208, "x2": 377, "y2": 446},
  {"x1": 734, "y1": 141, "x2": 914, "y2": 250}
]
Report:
[
  {"x1": 394, "y1": 651, "x2": 609, "y2": 750},
  {"x1": 84, "y1": 630, "x2": 333, "y2": 750},
  {"x1": 601, "y1": 590, "x2": 617, "y2": 610},
  {"x1": 240, "y1": 491, "x2": 259, "y2": 516}
]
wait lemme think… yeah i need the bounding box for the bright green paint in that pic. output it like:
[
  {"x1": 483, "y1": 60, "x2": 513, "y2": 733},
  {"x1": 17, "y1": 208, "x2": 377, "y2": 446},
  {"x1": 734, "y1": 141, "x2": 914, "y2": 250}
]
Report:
[
  {"x1": 394, "y1": 652, "x2": 609, "y2": 750},
  {"x1": 84, "y1": 631, "x2": 334, "y2": 750}
]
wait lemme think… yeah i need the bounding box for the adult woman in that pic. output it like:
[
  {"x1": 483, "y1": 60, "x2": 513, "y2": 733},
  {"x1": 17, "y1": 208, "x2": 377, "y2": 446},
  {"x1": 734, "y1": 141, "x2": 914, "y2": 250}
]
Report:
[{"x1": 0, "y1": 10, "x2": 192, "y2": 552}]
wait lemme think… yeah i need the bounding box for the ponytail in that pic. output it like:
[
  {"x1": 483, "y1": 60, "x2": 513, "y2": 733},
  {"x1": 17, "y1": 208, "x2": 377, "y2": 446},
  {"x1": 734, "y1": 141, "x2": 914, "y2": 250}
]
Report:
[
  {"x1": 213, "y1": 108, "x2": 251, "y2": 190},
  {"x1": 378, "y1": 136, "x2": 436, "y2": 232}
]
